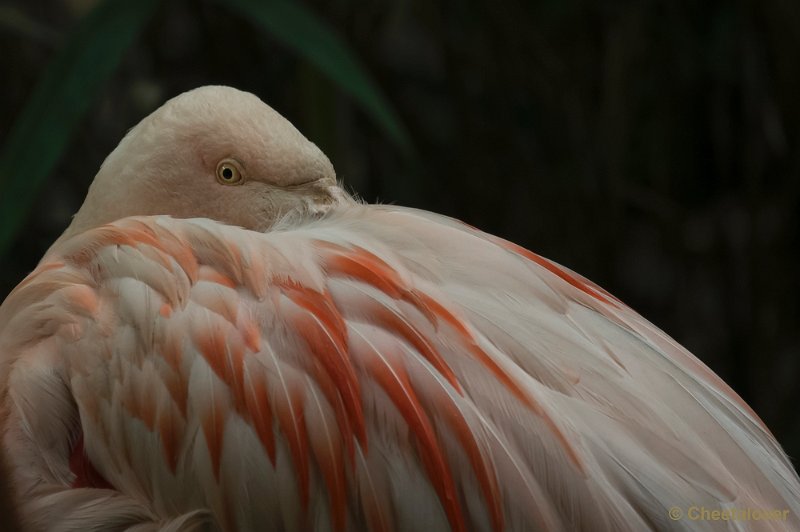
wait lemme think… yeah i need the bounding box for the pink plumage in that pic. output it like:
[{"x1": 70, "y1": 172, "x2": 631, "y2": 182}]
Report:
[{"x1": 1, "y1": 87, "x2": 798, "y2": 531}]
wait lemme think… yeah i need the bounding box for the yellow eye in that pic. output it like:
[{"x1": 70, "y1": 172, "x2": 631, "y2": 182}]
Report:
[{"x1": 216, "y1": 159, "x2": 244, "y2": 185}]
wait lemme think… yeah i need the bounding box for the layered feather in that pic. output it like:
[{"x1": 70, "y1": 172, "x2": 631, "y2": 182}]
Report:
[{"x1": 1, "y1": 205, "x2": 798, "y2": 531}]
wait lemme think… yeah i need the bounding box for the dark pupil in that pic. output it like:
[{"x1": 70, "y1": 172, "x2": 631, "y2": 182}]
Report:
[{"x1": 222, "y1": 167, "x2": 234, "y2": 180}]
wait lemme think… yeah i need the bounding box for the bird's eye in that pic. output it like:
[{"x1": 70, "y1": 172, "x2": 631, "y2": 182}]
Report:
[{"x1": 216, "y1": 159, "x2": 244, "y2": 185}]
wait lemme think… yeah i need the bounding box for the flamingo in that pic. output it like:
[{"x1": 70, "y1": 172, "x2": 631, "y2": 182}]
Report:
[{"x1": 1, "y1": 86, "x2": 798, "y2": 532}]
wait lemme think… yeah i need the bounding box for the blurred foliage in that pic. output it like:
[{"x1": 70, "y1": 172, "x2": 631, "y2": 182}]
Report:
[{"x1": 1, "y1": 0, "x2": 799, "y2": 465}]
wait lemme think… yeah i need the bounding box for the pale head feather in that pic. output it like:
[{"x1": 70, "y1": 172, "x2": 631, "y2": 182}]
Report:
[{"x1": 58, "y1": 86, "x2": 349, "y2": 244}]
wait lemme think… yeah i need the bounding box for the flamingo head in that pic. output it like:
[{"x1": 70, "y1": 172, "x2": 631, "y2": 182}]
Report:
[{"x1": 60, "y1": 86, "x2": 349, "y2": 242}]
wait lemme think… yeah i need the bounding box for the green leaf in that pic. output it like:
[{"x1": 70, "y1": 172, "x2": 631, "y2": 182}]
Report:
[
  {"x1": 219, "y1": 0, "x2": 413, "y2": 155},
  {"x1": 0, "y1": 0, "x2": 160, "y2": 257}
]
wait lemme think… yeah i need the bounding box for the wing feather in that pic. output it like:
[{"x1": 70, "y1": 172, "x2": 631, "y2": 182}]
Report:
[{"x1": 2, "y1": 206, "x2": 799, "y2": 531}]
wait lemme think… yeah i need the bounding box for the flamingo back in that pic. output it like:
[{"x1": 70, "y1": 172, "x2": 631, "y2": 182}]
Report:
[{"x1": 1, "y1": 205, "x2": 798, "y2": 531}]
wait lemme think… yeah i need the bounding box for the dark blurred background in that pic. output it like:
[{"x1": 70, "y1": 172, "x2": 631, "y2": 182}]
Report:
[{"x1": 1, "y1": 0, "x2": 798, "y2": 468}]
